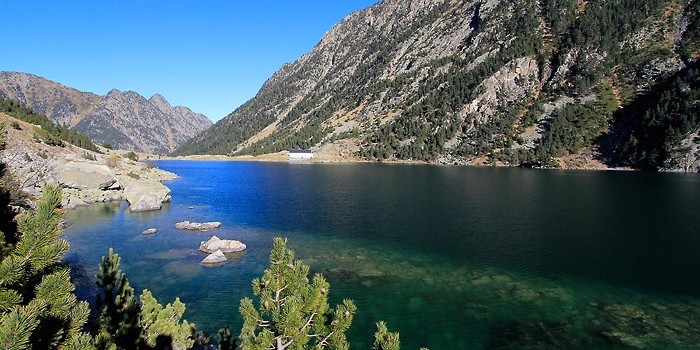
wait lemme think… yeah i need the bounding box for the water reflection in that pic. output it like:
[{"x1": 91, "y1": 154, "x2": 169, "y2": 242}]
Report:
[{"x1": 62, "y1": 161, "x2": 700, "y2": 349}]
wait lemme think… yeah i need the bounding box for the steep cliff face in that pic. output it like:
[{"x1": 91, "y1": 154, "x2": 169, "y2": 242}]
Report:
[
  {"x1": 0, "y1": 72, "x2": 212, "y2": 154},
  {"x1": 177, "y1": 0, "x2": 699, "y2": 171}
]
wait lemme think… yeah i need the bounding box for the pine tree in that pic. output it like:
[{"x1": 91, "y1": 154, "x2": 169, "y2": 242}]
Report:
[
  {"x1": 94, "y1": 249, "x2": 196, "y2": 350},
  {"x1": 0, "y1": 183, "x2": 92, "y2": 350},
  {"x1": 218, "y1": 326, "x2": 234, "y2": 350},
  {"x1": 239, "y1": 237, "x2": 357, "y2": 350},
  {"x1": 372, "y1": 322, "x2": 400, "y2": 350},
  {"x1": 139, "y1": 289, "x2": 195, "y2": 350},
  {"x1": 94, "y1": 249, "x2": 143, "y2": 350}
]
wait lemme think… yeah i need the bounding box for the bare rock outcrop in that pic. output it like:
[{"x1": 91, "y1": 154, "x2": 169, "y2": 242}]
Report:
[
  {"x1": 201, "y1": 250, "x2": 227, "y2": 265},
  {"x1": 124, "y1": 180, "x2": 172, "y2": 212},
  {"x1": 56, "y1": 163, "x2": 119, "y2": 190},
  {"x1": 142, "y1": 228, "x2": 158, "y2": 235},
  {"x1": 199, "y1": 236, "x2": 246, "y2": 253},
  {"x1": 0, "y1": 112, "x2": 178, "y2": 210},
  {"x1": 175, "y1": 221, "x2": 221, "y2": 232}
]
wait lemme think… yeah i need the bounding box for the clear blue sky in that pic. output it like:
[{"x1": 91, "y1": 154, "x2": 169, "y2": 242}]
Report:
[{"x1": 2, "y1": 1, "x2": 378, "y2": 122}]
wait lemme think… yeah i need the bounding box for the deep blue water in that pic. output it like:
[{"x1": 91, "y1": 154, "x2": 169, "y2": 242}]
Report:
[{"x1": 64, "y1": 161, "x2": 700, "y2": 349}]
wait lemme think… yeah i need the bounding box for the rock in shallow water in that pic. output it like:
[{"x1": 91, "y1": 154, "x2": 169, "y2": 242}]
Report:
[
  {"x1": 175, "y1": 221, "x2": 222, "y2": 231},
  {"x1": 124, "y1": 180, "x2": 171, "y2": 212},
  {"x1": 199, "y1": 235, "x2": 246, "y2": 253},
  {"x1": 600, "y1": 331, "x2": 644, "y2": 348},
  {"x1": 201, "y1": 250, "x2": 227, "y2": 265}
]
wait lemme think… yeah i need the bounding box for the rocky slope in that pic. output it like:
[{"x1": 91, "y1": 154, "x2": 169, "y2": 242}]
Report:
[
  {"x1": 1, "y1": 112, "x2": 176, "y2": 211},
  {"x1": 176, "y1": 0, "x2": 699, "y2": 172},
  {"x1": 0, "y1": 72, "x2": 213, "y2": 154}
]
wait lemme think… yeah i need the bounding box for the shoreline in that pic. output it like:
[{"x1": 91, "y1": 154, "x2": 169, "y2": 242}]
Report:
[
  {"x1": 145, "y1": 152, "x2": 643, "y2": 173},
  {"x1": 0, "y1": 113, "x2": 178, "y2": 211}
]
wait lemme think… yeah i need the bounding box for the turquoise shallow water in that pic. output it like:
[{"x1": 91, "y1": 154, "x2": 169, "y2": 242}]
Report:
[{"x1": 63, "y1": 161, "x2": 700, "y2": 349}]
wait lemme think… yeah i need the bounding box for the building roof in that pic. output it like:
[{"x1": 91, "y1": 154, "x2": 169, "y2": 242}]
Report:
[{"x1": 289, "y1": 149, "x2": 312, "y2": 153}]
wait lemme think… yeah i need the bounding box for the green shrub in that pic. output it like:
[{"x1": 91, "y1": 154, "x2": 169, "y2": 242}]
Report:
[{"x1": 125, "y1": 151, "x2": 139, "y2": 162}]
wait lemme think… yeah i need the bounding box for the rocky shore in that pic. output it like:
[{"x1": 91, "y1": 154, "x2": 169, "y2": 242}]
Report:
[{"x1": 1, "y1": 113, "x2": 177, "y2": 211}]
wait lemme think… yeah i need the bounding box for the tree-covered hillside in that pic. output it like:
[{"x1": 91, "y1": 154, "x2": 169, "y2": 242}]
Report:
[
  {"x1": 175, "y1": 0, "x2": 700, "y2": 172},
  {"x1": 0, "y1": 98, "x2": 99, "y2": 151}
]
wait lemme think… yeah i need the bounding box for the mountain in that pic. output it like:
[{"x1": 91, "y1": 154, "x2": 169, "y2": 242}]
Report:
[
  {"x1": 175, "y1": 0, "x2": 700, "y2": 172},
  {"x1": 0, "y1": 72, "x2": 213, "y2": 154}
]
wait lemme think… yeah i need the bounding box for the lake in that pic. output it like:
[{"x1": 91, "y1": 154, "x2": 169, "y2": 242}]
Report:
[{"x1": 63, "y1": 161, "x2": 700, "y2": 349}]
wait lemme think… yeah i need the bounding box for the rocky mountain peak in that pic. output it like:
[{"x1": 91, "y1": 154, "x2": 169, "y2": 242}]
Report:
[
  {"x1": 0, "y1": 72, "x2": 213, "y2": 154},
  {"x1": 149, "y1": 93, "x2": 169, "y2": 105},
  {"x1": 149, "y1": 93, "x2": 174, "y2": 112},
  {"x1": 106, "y1": 88, "x2": 122, "y2": 96}
]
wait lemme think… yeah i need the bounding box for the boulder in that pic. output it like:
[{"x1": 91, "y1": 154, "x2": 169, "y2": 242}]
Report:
[
  {"x1": 124, "y1": 180, "x2": 172, "y2": 212},
  {"x1": 175, "y1": 221, "x2": 221, "y2": 231},
  {"x1": 199, "y1": 235, "x2": 246, "y2": 253},
  {"x1": 63, "y1": 195, "x2": 88, "y2": 209},
  {"x1": 142, "y1": 228, "x2": 158, "y2": 235},
  {"x1": 201, "y1": 250, "x2": 227, "y2": 265},
  {"x1": 56, "y1": 163, "x2": 118, "y2": 190}
]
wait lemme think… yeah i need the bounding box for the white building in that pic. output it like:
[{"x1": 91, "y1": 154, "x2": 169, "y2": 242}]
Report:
[{"x1": 289, "y1": 149, "x2": 313, "y2": 160}]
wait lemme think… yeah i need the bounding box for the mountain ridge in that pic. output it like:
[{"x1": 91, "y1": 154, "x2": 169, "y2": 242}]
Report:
[
  {"x1": 175, "y1": 0, "x2": 699, "y2": 172},
  {"x1": 0, "y1": 71, "x2": 212, "y2": 154}
]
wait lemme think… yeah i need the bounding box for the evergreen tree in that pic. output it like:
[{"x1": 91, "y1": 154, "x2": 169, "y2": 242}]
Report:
[
  {"x1": 372, "y1": 322, "x2": 400, "y2": 350},
  {"x1": 239, "y1": 237, "x2": 357, "y2": 350},
  {"x1": 0, "y1": 183, "x2": 92, "y2": 350},
  {"x1": 94, "y1": 249, "x2": 143, "y2": 350},
  {"x1": 94, "y1": 249, "x2": 195, "y2": 350},
  {"x1": 139, "y1": 289, "x2": 195, "y2": 350},
  {"x1": 218, "y1": 326, "x2": 234, "y2": 350}
]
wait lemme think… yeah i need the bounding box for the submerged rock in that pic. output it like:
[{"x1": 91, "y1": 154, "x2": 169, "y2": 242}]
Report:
[
  {"x1": 472, "y1": 275, "x2": 492, "y2": 285},
  {"x1": 487, "y1": 321, "x2": 573, "y2": 349},
  {"x1": 199, "y1": 235, "x2": 246, "y2": 253},
  {"x1": 600, "y1": 331, "x2": 643, "y2": 349},
  {"x1": 142, "y1": 228, "x2": 158, "y2": 235},
  {"x1": 603, "y1": 304, "x2": 648, "y2": 320},
  {"x1": 323, "y1": 268, "x2": 360, "y2": 282},
  {"x1": 201, "y1": 250, "x2": 227, "y2": 265},
  {"x1": 175, "y1": 221, "x2": 221, "y2": 231}
]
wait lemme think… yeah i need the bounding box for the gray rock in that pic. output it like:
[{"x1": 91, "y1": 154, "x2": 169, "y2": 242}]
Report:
[
  {"x1": 199, "y1": 235, "x2": 246, "y2": 253},
  {"x1": 56, "y1": 163, "x2": 118, "y2": 190},
  {"x1": 129, "y1": 194, "x2": 162, "y2": 212},
  {"x1": 175, "y1": 221, "x2": 221, "y2": 231},
  {"x1": 124, "y1": 180, "x2": 171, "y2": 212},
  {"x1": 63, "y1": 195, "x2": 88, "y2": 209},
  {"x1": 142, "y1": 228, "x2": 158, "y2": 235},
  {"x1": 201, "y1": 250, "x2": 227, "y2": 265}
]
